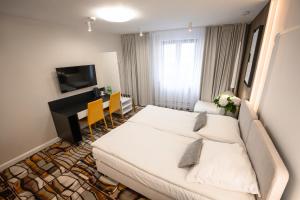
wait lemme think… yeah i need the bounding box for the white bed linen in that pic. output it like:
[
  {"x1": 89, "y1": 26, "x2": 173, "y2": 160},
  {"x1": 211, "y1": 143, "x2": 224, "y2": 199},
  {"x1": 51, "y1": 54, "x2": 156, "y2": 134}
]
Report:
[
  {"x1": 92, "y1": 122, "x2": 255, "y2": 200},
  {"x1": 129, "y1": 105, "x2": 243, "y2": 144},
  {"x1": 186, "y1": 140, "x2": 260, "y2": 195}
]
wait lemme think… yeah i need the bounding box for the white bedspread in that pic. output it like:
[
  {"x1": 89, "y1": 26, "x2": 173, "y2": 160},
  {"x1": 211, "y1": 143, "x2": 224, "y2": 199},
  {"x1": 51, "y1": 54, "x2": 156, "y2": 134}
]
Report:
[
  {"x1": 129, "y1": 105, "x2": 243, "y2": 144},
  {"x1": 92, "y1": 122, "x2": 254, "y2": 200}
]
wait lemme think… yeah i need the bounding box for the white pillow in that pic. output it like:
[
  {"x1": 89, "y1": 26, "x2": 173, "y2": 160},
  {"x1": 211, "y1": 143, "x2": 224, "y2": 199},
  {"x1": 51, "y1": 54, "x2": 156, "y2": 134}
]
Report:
[
  {"x1": 193, "y1": 100, "x2": 224, "y2": 115},
  {"x1": 197, "y1": 114, "x2": 243, "y2": 144},
  {"x1": 186, "y1": 140, "x2": 260, "y2": 195}
]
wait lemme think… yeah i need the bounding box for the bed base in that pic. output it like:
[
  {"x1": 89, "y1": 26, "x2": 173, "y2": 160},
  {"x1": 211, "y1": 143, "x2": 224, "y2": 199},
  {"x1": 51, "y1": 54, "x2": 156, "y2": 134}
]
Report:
[{"x1": 96, "y1": 160, "x2": 173, "y2": 200}]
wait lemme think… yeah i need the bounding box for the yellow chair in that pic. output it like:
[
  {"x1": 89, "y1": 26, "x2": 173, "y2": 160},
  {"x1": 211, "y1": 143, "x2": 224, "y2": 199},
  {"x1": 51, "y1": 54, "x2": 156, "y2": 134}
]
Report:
[
  {"x1": 87, "y1": 99, "x2": 108, "y2": 141},
  {"x1": 108, "y1": 92, "x2": 122, "y2": 128}
]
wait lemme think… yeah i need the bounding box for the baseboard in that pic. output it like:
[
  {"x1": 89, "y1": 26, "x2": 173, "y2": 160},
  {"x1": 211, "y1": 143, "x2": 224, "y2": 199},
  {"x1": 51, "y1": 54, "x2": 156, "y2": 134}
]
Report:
[{"x1": 0, "y1": 137, "x2": 61, "y2": 171}]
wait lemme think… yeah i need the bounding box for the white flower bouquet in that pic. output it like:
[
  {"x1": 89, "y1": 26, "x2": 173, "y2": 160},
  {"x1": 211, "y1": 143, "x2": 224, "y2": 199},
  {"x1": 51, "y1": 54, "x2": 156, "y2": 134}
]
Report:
[{"x1": 213, "y1": 94, "x2": 241, "y2": 114}]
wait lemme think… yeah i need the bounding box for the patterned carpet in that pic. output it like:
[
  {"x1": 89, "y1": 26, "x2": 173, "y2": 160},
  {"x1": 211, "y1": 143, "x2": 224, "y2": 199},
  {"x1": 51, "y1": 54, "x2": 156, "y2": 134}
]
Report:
[{"x1": 0, "y1": 108, "x2": 149, "y2": 200}]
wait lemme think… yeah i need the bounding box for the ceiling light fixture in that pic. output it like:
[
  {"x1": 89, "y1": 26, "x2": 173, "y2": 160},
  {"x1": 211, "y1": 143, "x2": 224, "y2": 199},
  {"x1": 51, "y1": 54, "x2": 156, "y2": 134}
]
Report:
[
  {"x1": 87, "y1": 17, "x2": 96, "y2": 32},
  {"x1": 242, "y1": 11, "x2": 251, "y2": 16},
  {"x1": 96, "y1": 6, "x2": 137, "y2": 22},
  {"x1": 188, "y1": 22, "x2": 192, "y2": 32},
  {"x1": 139, "y1": 28, "x2": 143, "y2": 37}
]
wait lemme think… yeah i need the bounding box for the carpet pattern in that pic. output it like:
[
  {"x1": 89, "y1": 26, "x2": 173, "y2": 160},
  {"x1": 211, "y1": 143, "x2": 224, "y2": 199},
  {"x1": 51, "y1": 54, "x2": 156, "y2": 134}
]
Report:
[{"x1": 0, "y1": 108, "x2": 148, "y2": 200}]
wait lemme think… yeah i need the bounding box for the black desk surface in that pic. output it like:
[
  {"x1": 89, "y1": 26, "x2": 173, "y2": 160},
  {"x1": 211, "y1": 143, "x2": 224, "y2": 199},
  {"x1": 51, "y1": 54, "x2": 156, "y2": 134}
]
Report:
[
  {"x1": 49, "y1": 90, "x2": 110, "y2": 117},
  {"x1": 53, "y1": 95, "x2": 109, "y2": 117}
]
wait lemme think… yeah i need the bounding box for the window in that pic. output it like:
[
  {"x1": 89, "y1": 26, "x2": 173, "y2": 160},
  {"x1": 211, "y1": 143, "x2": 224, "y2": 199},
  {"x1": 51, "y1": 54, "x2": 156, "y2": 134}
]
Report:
[
  {"x1": 150, "y1": 28, "x2": 205, "y2": 110},
  {"x1": 161, "y1": 39, "x2": 197, "y2": 92}
]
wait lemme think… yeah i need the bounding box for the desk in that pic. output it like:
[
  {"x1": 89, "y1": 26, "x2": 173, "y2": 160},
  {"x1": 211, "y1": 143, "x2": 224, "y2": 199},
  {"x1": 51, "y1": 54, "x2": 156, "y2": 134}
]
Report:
[{"x1": 48, "y1": 89, "x2": 109, "y2": 144}]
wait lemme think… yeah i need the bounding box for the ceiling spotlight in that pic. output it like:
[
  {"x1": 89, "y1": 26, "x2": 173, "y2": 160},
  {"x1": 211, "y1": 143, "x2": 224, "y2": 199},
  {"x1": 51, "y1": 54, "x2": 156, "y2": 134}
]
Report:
[
  {"x1": 139, "y1": 28, "x2": 143, "y2": 37},
  {"x1": 96, "y1": 6, "x2": 137, "y2": 22},
  {"x1": 242, "y1": 11, "x2": 251, "y2": 16},
  {"x1": 188, "y1": 22, "x2": 192, "y2": 32},
  {"x1": 87, "y1": 17, "x2": 96, "y2": 32}
]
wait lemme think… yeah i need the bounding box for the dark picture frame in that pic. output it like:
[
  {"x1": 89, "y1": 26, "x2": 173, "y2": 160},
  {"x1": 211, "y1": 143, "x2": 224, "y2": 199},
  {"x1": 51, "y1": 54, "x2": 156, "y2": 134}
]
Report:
[{"x1": 244, "y1": 25, "x2": 264, "y2": 87}]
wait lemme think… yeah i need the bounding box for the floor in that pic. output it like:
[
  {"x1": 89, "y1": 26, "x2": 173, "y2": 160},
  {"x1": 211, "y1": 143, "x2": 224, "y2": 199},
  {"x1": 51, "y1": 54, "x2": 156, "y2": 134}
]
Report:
[{"x1": 0, "y1": 108, "x2": 148, "y2": 200}]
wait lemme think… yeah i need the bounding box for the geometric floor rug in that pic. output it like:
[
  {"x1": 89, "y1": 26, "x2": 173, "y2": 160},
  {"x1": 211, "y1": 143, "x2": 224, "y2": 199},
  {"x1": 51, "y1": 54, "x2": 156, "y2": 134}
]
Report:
[{"x1": 0, "y1": 107, "x2": 148, "y2": 200}]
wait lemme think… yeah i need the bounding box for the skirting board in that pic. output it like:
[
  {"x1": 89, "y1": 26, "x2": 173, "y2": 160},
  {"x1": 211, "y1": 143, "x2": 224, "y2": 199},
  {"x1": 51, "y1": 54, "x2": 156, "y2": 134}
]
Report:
[{"x1": 0, "y1": 137, "x2": 61, "y2": 171}]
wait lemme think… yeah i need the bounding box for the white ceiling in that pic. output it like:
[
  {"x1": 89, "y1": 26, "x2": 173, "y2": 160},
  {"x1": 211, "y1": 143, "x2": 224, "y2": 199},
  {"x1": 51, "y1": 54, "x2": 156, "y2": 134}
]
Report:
[{"x1": 0, "y1": 0, "x2": 268, "y2": 34}]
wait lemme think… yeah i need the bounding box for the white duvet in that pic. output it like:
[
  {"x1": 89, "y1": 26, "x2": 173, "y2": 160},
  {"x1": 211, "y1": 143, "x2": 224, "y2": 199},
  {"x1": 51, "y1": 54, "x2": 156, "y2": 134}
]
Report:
[
  {"x1": 129, "y1": 105, "x2": 243, "y2": 144},
  {"x1": 92, "y1": 122, "x2": 254, "y2": 200}
]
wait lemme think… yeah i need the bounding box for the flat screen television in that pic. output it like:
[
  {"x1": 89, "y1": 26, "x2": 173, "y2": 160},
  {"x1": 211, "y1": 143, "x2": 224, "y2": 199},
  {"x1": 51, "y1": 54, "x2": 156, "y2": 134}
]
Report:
[{"x1": 56, "y1": 64, "x2": 97, "y2": 93}]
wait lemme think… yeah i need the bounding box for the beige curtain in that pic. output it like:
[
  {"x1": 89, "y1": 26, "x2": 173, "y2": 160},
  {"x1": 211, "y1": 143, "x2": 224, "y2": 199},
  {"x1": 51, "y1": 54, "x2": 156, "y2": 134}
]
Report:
[
  {"x1": 120, "y1": 33, "x2": 153, "y2": 106},
  {"x1": 200, "y1": 24, "x2": 247, "y2": 102}
]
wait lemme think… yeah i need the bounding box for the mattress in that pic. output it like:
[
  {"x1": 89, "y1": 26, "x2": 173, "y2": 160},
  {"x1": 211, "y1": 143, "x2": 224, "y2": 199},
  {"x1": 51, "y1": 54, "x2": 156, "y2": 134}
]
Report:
[
  {"x1": 129, "y1": 105, "x2": 243, "y2": 144},
  {"x1": 92, "y1": 122, "x2": 255, "y2": 200}
]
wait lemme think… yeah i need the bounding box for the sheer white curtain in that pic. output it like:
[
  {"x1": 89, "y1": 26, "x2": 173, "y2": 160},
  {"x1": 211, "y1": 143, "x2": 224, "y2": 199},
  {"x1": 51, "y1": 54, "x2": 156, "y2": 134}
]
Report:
[{"x1": 150, "y1": 28, "x2": 205, "y2": 110}]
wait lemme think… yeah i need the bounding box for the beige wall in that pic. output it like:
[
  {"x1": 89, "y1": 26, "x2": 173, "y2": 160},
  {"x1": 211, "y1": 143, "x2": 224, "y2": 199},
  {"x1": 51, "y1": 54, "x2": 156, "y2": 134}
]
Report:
[
  {"x1": 238, "y1": 4, "x2": 270, "y2": 99},
  {"x1": 0, "y1": 14, "x2": 122, "y2": 165},
  {"x1": 258, "y1": 0, "x2": 300, "y2": 199}
]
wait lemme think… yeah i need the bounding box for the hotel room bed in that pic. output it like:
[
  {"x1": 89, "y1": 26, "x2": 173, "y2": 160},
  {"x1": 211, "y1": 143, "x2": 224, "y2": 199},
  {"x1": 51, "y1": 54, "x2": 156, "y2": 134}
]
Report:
[
  {"x1": 128, "y1": 105, "x2": 243, "y2": 144},
  {"x1": 92, "y1": 101, "x2": 289, "y2": 200},
  {"x1": 92, "y1": 122, "x2": 254, "y2": 200}
]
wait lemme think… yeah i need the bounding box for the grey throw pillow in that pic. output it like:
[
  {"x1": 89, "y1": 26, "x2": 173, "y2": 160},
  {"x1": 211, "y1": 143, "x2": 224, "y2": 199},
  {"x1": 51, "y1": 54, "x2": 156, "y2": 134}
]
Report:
[
  {"x1": 178, "y1": 139, "x2": 203, "y2": 168},
  {"x1": 193, "y1": 112, "x2": 207, "y2": 132}
]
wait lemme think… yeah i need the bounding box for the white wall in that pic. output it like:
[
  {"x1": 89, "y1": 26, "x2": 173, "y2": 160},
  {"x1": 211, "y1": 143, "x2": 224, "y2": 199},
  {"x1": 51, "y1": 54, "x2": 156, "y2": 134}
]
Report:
[
  {"x1": 258, "y1": 0, "x2": 300, "y2": 199},
  {"x1": 0, "y1": 14, "x2": 122, "y2": 165},
  {"x1": 97, "y1": 52, "x2": 121, "y2": 92}
]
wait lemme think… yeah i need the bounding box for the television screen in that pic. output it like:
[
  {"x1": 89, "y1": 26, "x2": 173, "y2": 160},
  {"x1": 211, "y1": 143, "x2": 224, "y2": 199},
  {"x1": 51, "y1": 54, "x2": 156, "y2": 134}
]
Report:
[{"x1": 56, "y1": 65, "x2": 97, "y2": 93}]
